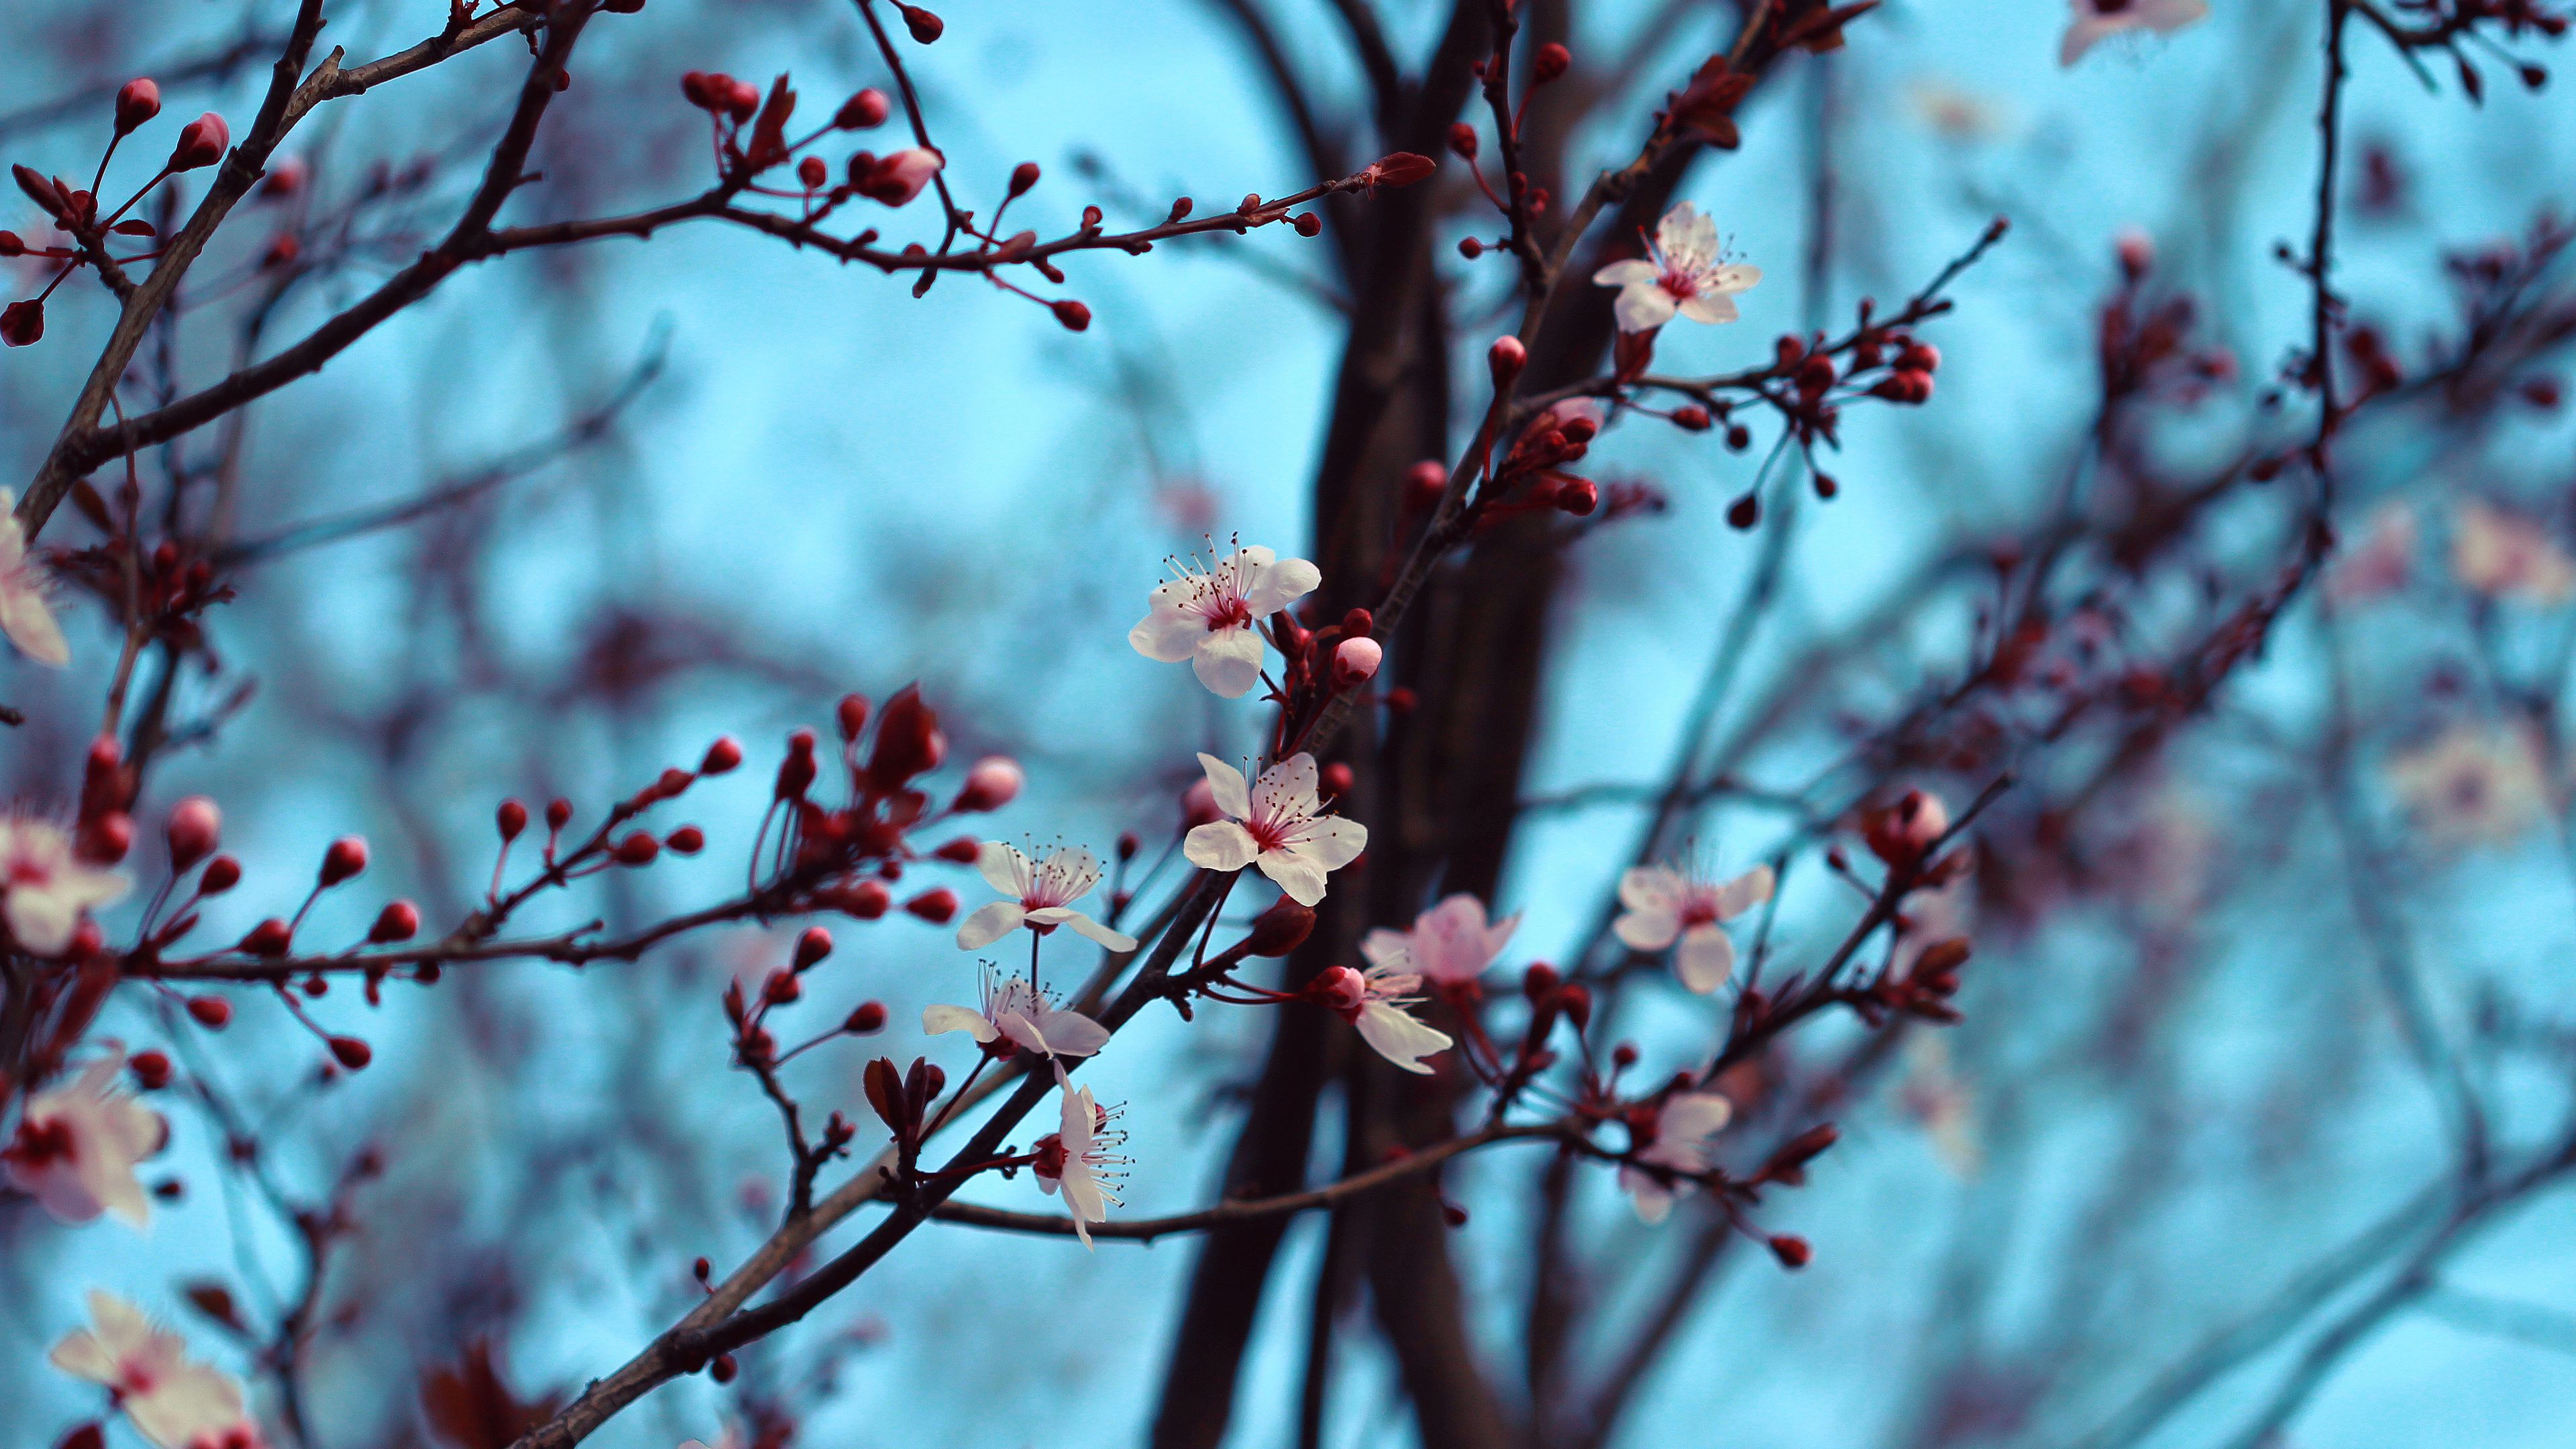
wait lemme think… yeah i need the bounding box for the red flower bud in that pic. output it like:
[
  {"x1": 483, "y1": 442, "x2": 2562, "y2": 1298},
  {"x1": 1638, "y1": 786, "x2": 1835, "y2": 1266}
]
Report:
[
  {"x1": 186, "y1": 996, "x2": 231, "y2": 1028},
  {"x1": 1532, "y1": 42, "x2": 1571, "y2": 83},
  {"x1": 319, "y1": 837, "x2": 368, "y2": 887},
  {"x1": 1672, "y1": 405, "x2": 1711, "y2": 431},
  {"x1": 1320, "y1": 761, "x2": 1354, "y2": 797},
  {"x1": 239, "y1": 918, "x2": 292, "y2": 957},
  {"x1": 865, "y1": 686, "x2": 947, "y2": 788},
  {"x1": 1862, "y1": 788, "x2": 1950, "y2": 866},
  {"x1": 1556, "y1": 478, "x2": 1600, "y2": 516},
  {"x1": 115, "y1": 78, "x2": 162, "y2": 136},
  {"x1": 496, "y1": 799, "x2": 529, "y2": 843},
  {"x1": 955, "y1": 756, "x2": 1024, "y2": 812},
  {"x1": 763, "y1": 970, "x2": 802, "y2": 1005},
  {"x1": 545, "y1": 798, "x2": 574, "y2": 831},
  {"x1": 1, "y1": 299, "x2": 44, "y2": 348},
  {"x1": 611, "y1": 831, "x2": 661, "y2": 866},
  {"x1": 1010, "y1": 161, "x2": 1041, "y2": 197},
  {"x1": 1768, "y1": 1234, "x2": 1812, "y2": 1269},
  {"x1": 84, "y1": 812, "x2": 133, "y2": 865},
  {"x1": 199, "y1": 855, "x2": 242, "y2": 894},
  {"x1": 170, "y1": 113, "x2": 229, "y2": 171},
  {"x1": 1370, "y1": 152, "x2": 1437, "y2": 187},
  {"x1": 1243, "y1": 898, "x2": 1316, "y2": 957},
  {"x1": 903, "y1": 887, "x2": 958, "y2": 924},
  {"x1": 839, "y1": 881, "x2": 892, "y2": 919},
  {"x1": 665, "y1": 826, "x2": 706, "y2": 855},
  {"x1": 845, "y1": 1000, "x2": 888, "y2": 1034},
  {"x1": 835, "y1": 87, "x2": 892, "y2": 129},
  {"x1": 328, "y1": 1036, "x2": 373, "y2": 1070},
  {"x1": 794, "y1": 926, "x2": 834, "y2": 971},
  {"x1": 899, "y1": 4, "x2": 944, "y2": 42},
  {"x1": 1488, "y1": 334, "x2": 1526, "y2": 385},
  {"x1": 798, "y1": 156, "x2": 828, "y2": 189},
  {"x1": 837, "y1": 693, "x2": 871, "y2": 741},
  {"x1": 1052, "y1": 299, "x2": 1092, "y2": 331},
  {"x1": 369, "y1": 900, "x2": 421, "y2": 943},
  {"x1": 129, "y1": 1050, "x2": 172, "y2": 1089},
  {"x1": 1447, "y1": 122, "x2": 1479, "y2": 160},
  {"x1": 700, "y1": 736, "x2": 744, "y2": 775}
]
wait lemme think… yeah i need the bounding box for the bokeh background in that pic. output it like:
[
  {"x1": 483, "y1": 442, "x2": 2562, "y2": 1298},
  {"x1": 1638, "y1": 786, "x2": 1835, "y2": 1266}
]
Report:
[{"x1": 5, "y1": 0, "x2": 2575, "y2": 1446}]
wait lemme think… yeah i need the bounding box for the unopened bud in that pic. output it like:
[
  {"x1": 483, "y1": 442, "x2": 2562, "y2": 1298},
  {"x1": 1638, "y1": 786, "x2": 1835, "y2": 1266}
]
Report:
[
  {"x1": 115, "y1": 78, "x2": 162, "y2": 136},
  {"x1": 368, "y1": 901, "x2": 420, "y2": 943},
  {"x1": 846, "y1": 1000, "x2": 888, "y2": 1033},
  {"x1": 129, "y1": 1050, "x2": 172, "y2": 1089},
  {"x1": 904, "y1": 887, "x2": 958, "y2": 924},
  {"x1": 835, "y1": 87, "x2": 891, "y2": 129},
  {"x1": 700, "y1": 737, "x2": 744, "y2": 774},
  {"x1": 320, "y1": 837, "x2": 369, "y2": 887},
  {"x1": 199, "y1": 855, "x2": 241, "y2": 894},
  {"x1": 170, "y1": 113, "x2": 229, "y2": 171},
  {"x1": 956, "y1": 755, "x2": 1024, "y2": 811},
  {"x1": 496, "y1": 799, "x2": 529, "y2": 842},
  {"x1": 1243, "y1": 898, "x2": 1316, "y2": 957},
  {"x1": 899, "y1": 4, "x2": 944, "y2": 42},
  {"x1": 1532, "y1": 42, "x2": 1571, "y2": 83},
  {"x1": 794, "y1": 926, "x2": 834, "y2": 971},
  {"x1": 1489, "y1": 334, "x2": 1526, "y2": 385},
  {"x1": 611, "y1": 831, "x2": 661, "y2": 866},
  {"x1": 328, "y1": 1036, "x2": 373, "y2": 1070},
  {"x1": 1332, "y1": 637, "x2": 1383, "y2": 689},
  {"x1": 1768, "y1": 1234, "x2": 1812, "y2": 1269},
  {"x1": 186, "y1": 996, "x2": 231, "y2": 1028},
  {"x1": 665, "y1": 826, "x2": 706, "y2": 855}
]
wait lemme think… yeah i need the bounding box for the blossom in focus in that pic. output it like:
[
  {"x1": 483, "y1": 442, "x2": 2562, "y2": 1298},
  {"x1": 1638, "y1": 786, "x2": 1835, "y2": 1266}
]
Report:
[
  {"x1": 0, "y1": 816, "x2": 132, "y2": 955},
  {"x1": 1313, "y1": 959, "x2": 1454, "y2": 1073},
  {"x1": 49, "y1": 1291, "x2": 253, "y2": 1449},
  {"x1": 2387, "y1": 721, "x2": 2550, "y2": 851},
  {"x1": 1181, "y1": 753, "x2": 1366, "y2": 906},
  {"x1": 922, "y1": 964, "x2": 1109, "y2": 1059},
  {"x1": 1619, "y1": 1091, "x2": 1734, "y2": 1223},
  {"x1": 1129, "y1": 545, "x2": 1322, "y2": 698},
  {"x1": 4, "y1": 1047, "x2": 165, "y2": 1227},
  {"x1": 2059, "y1": 0, "x2": 2210, "y2": 66},
  {"x1": 955, "y1": 842, "x2": 1137, "y2": 951},
  {"x1": 1614, "y1": 861, "x2": 1774, "y2": 992},
  {"x1": 2452, "y1": 499, "x2": 2576, "y2": 604},
  {"x1": 1359, "y1": 893, "x2": 1518, "y2": 987},
  {"x1": 0, "y1": 488, "x2": 68, "y2": 666},
  {"x1": 2326, "y1": 500, "x2": 2416, "y2": 604},
  {"x1": 1033, "y1": 1074, "x2": 1128, "y2": 1249},
  {"x1": 1591, "y1": 203, "x2": 1760, "y2": 333}
]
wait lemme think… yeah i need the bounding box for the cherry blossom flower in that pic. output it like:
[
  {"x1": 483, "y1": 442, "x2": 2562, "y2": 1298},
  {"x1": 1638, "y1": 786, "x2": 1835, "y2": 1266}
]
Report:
[
  {"x1": 1591, "y1": 203, "x2": 1760, "y2": 334},
  {"x1": 2388, "y1": 722, "x2": 2550, "y2": 851},
  {"x1": 1032, "y1": 1074, "x2": 1128, "y2": 1249},
  {"x1": 0, "y1": 488, "x2": 68, "y2": 666},
  {"x1": 1613, "y1": 861, "x2": 1774, "y2": 993},
  {"x1": 0, "y1": 816, "x2": 131, "y2": 955},
  {"x1": 1619, "y1": 1091, "x2": 1734, "y2": 1224},
  {"x1": 1313, "y1": 960, "x2": 1454, "y2": 1073},
  {"x1": 1128, "y1": 545, "x2": 1322, "y2": 698},
  {"x1": 2059, "y1": 0, "x2": 2210, "y2": 66},
  {"x1": 955, "y1": 842, "x2": 1137, "y2": 952},
  {"x1": 1360, "y1": 893, "x2": 1518, "y2": 988},
  {"x1": 922, "y1": 965, "x2": 1109, "y2": 1059},
  {"x1": 2326, "y1": 500, "x2": 2416, "y2": 604},
  {"x1": 2452, "y1": 499, "x2": 2576, "y2": 604},
  {"x1": 49, "y1": 1291, "x2": 254, "y2": 1449},
  {"x1": 1181, "y1": 753, "x2": 1366, "y2": 906},
  {"x1": 4, "y1": 1046, "x2": 164, "y2": 1227}
]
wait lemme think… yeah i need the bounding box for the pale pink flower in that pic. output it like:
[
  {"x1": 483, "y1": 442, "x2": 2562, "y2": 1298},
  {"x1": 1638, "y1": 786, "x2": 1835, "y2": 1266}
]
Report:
[
  {"x1": 2452, "y1": 499, "x2": 2576, "y2": 604},
  {"x1": 1313, "y1": 961, "x2": 1454, "y2": 1073},
  {"x1": 1128, "y1": 545, "x2": 1322, "y2": 698},
  {"x1": 0, "y1": 488, "x2": 68, "y2": 666},
  {"x1": 1591, "y1": 203, "x2": 1760, "y2": 333},
  {"x1": 2387, "y1": 722, "x2": 2550, "y2": 851},
  {"x1": 922, "y1": 964, "x2": 1108, "y2": 1059},
  {"x1": 954, "y1": 842, "x2": 1137, "y2": 952},
  {"x1": 1032, "y1": 1073, "x2": 1128, "y2": 1249},
  {"x1": 1619, "y1": 1091, "x2": 1733, "y2": 1223},
  {"x1": 1182, "y1": 753, "x2": 1366, "y2": 906},
  {"x1": 1360, "y1": 893, "x2": 1518, "y2": 987},
  {"x1": 2059, "y1": 0, "x2": 2210, "y2": 66},
  {"x1": 4, "y1": 1047, "x2": 165, "y2": 1227},
  {"x1": 1614, "y1": 861, "x2": 1774, "y2": 993},
  {"x1": 49, "y1": 1291, "x2": 252, "y2": 1449},
  {"x1": 0, "y1": 816, "x2": 131, "y2": 955},
  {"x1": 2326, "y1": 500, "x2": 2416, "y2": 604}
]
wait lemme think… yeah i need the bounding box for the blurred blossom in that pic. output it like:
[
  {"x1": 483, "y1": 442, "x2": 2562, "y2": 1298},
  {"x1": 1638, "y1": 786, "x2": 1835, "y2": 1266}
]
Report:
[
  {"x1": 1900, "y1": 1035, "x2": 1982, "y2": 1178},
  {"x1": 2451, "y1": 498, "x2": 2576, "y2": 604},
  {"x1": 2326, "y1": 500, "x2": 2417, "y2": 604},
  {"x1": 2387, "y1": 721, "x2": 2551, "y2": 851},
  {"x1": 1907, "y1": 79, "x2": 2011, "y2": 143}
]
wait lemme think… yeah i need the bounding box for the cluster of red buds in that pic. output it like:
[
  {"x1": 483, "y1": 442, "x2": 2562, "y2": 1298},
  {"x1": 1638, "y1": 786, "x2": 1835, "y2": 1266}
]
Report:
[
  {"x1": 676, "y1": 68, "x2": 931, "y2": 205},
  {"x1": 1255, "y1": 608, "x2": 1385, "y2": 759},
  {"x1": 1485, "y1": 400, "x2": 1606, "y2": 519},
  {"x1": 54, "y1": 535, "x2": 234, "y2": 651},
  {"x1": 2097, "y1": 237, "x2": 2235, "y2": 409},
  {"x1": 1446, "y1": 40, "x2": 1572, "y2": 252},
  {"x1": 759, "y1": 684, "x2": 1010, "y2": 925},
  {"x1": 3, "y1": 78, "x2": 227, "y2": 347},
  {"x1": 860, "y1": 1055, "x2": 948, "y2": 1169}
]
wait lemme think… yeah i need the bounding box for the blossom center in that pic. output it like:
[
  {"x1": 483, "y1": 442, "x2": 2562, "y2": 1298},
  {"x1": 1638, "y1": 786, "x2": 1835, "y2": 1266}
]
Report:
[
  {"x1": 7, "y1": 853, "x2": 53, "y2": 888},
  {"x1": 7, "y1": 1114, "x2": 74, "y2": 1165},
  {"x1": 1658, "y1": 265, "x2": 1701, "y2": 300}
]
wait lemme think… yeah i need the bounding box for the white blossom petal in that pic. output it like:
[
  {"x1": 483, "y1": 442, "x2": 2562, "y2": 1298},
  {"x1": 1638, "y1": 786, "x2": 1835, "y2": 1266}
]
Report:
[
  {"x1": 1355, "y1": 1002, "x2": 1452, "y2": 1074},
  {"x1": 1184, "y1": 820, "x2": 1262, "y2": 873},
  {"x1": 1197, "y1": 754, "x2": 1253, "y2": 820},
  {"x1": 955, "y1": 900, "x2": 1026, "y2": 950},
  {"x1": 1674, "y1": 922, "x2": 1737, "y2": 994}
]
